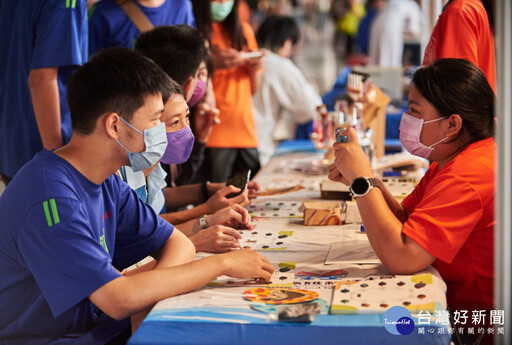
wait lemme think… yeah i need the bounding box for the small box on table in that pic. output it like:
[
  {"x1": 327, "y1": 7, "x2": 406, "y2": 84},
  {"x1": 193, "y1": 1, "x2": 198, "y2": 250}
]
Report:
[{"x1": 299, "y1": 201, "x2": 343, "y2": 226}]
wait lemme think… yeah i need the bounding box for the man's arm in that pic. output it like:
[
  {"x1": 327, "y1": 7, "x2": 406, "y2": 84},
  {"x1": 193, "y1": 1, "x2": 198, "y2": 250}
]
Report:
[
  {"x1": 150, "y1": 229, "x2": 196, "y2": 269},
  {"x1": 28, "y1": 67, "x2": 63, "y2": 149},
  {"x1": 89, "y1": 230, "x2": 273, "y2": 320},
  {"x1": 159, "y1": 203, "x2": 209, "y2": 225}
]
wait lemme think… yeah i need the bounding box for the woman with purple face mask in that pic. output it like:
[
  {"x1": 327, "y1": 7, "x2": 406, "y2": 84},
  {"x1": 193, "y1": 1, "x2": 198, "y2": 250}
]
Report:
[
  {"x1": 328, "y1": 58, "x2": 495, "y2": 345},
  {"x1": 158, "y1": 91, "x2": 251, "y2": 253},
  {"x1": 119, "y1": 83, "x2": 254, "y2": 254}
]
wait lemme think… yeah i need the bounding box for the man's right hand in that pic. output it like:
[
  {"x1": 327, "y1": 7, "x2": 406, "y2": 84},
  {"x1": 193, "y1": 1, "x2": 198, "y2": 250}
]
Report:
[{"x1": 220, "y1": 248, "x2": 274, "y2": 281}]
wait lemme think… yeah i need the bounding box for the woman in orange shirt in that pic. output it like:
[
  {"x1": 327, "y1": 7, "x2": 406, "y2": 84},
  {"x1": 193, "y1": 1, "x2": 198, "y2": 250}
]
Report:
[
  {"x1": 329, "y1": 59, "x2": 495, "y2": 345},
  {"x1": 192, "y1": 0, "x2": 263, "y2": 182}
]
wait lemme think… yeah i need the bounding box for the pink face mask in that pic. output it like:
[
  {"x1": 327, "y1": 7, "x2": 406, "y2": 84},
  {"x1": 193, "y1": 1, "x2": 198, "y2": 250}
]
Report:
[
  {"x1": 187, "y1": 79, "x2": 207, "y2": 108},
  {"x1": 399, "y1": 112, "x2": 448, "y2": 159}
]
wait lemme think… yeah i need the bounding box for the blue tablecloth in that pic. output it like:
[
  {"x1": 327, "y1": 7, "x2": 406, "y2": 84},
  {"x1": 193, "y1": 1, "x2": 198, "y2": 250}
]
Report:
[{"x1": 129, "y1": 307, "x2": 450, "y2": 345}]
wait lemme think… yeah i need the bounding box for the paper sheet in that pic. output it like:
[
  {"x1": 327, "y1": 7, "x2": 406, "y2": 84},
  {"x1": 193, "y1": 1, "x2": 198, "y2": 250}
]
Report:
[{"x1": 325, "y1": 241, "x2": 381, "y2": 264}]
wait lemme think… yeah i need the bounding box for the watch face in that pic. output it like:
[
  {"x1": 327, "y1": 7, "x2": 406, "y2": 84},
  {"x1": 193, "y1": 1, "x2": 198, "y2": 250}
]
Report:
[{"x1": 351, "y1": 177, "x2": 370, "y2": 195}]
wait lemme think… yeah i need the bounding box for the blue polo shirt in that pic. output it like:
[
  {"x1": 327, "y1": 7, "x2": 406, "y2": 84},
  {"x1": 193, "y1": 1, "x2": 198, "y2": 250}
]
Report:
[
  {"x1": 0, "y1": 150, "x2": 174, "y2": 342},
  {"x1": 88, "y1": 0, "x2": 196, "y2": 55},
  {"x1": 0, "y1": 0, "x2": 88, "y2": 178}
]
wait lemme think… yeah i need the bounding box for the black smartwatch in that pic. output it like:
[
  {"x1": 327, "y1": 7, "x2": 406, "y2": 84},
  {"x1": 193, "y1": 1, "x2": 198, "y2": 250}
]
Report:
[{"x1": 349, "y1": 177, "x2": 380, "y2": 198}]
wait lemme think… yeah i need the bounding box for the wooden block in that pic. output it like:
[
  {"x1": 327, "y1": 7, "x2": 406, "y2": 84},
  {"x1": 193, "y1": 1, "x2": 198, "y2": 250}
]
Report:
[
  {"x1": 344, "y1": 201, "x2": 362, "y2": 224},
  {"x1": 299, "y1": 201, "x2": 343, "y2": 226}
]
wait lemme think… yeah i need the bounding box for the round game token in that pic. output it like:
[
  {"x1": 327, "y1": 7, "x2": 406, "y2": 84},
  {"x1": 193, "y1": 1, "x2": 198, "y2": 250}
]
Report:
[{"x1": 243, "y1": 288, "x2": 318, "y2": 305}]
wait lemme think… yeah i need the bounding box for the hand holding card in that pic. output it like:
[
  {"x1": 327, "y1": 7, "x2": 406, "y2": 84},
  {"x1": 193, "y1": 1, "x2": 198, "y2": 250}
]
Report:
[{"x1": 226, "y1": 169, "x2": 252, "y2": 198}]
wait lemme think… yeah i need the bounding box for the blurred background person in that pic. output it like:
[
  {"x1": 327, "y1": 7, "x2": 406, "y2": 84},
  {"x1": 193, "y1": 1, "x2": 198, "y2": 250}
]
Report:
[
  {"x1": 354, "y1": 0, "x2": 387, "y2": 57},
  {"x1": 422, "y1": 0, "x2": 496, "y2": 94},
  {"x1": 192, "y1": 0, "x2": 263, "y2": 182},
  {"x1": 0, "y1": 0, "x2": 88, "y2": 185},
  {"x1": 88, "y1": 0, "x2": 195, "y2": 55},
  {"x1": 368, "y1": 0, "x2": 421, "y2": 67},
  {"x1": 253, "y1": 15, "x2": 322, "y2": 165},
  {"x1": 330, "y1": 0, "x2": 366, "y2": 60}
]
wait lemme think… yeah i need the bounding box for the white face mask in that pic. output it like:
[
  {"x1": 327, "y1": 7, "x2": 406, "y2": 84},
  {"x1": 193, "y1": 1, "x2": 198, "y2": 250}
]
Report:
[
  {"x1": 115, "y1": 117, "x2": 167, "y2": 172},
  {"x1": 399, "y1": 112, "x2": 448, "y2": 159}
]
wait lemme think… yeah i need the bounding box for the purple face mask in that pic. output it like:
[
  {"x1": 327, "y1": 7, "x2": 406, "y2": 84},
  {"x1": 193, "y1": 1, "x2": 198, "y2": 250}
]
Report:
[
  {"x1": 187, "y1": 79, "x2": 207, "y2": 108},
  {"x1": 160, "y1": 126, "x2": 195, "y2": 164}
]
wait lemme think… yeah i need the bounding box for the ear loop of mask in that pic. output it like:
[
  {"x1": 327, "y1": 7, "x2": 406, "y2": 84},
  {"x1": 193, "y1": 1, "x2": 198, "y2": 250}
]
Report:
[
  {"x1": 422, "y1": 116, "x2": 449, "y2": 148},
  {"x1": 115, "y1": 116, "x2": 144, "y2": 153}
]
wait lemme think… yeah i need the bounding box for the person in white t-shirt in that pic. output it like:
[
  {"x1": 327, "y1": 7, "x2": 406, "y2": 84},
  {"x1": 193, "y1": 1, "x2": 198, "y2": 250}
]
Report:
[
  {"x1": 253, "y1": 15, "x2": 322, "y2": 166},
  {"x1": 368, "y1": 0, "x2": 421, "y2": 67}
]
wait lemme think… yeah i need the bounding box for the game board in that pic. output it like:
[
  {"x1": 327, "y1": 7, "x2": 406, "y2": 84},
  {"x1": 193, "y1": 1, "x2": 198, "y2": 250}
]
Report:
[
  {"x1": 243, "y1": 288, "x2": 319, "y2": 305},
  {"x1": 330, "y1": 272, "x2": 447, "y2": 314},
  {"x1": 238, "y1": 229, "x2": 294, "y2": 251},
  {"x1": 246, "y1": 200, "x2": 303, "y2": 218}
]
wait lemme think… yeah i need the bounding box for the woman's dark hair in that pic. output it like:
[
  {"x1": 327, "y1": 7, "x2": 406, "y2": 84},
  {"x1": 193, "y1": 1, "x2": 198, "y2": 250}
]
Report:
[
  {"x1": 256, "y1": 15, "x2": 300, "y2": 53},
  {"x1": 67, "y1": 47, "x2": 174, "y2": 135},
  {"x1": 191, "y1": 0, "x2": 246, "y2": 50},
  {"x1": 412, "y1": 58, "x2": 495, "y2": 141}
]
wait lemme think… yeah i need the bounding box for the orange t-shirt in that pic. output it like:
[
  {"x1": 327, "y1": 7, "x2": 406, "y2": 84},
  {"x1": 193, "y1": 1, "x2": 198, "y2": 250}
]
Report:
[
  {"x1": 238, "y1": 0, "x2": 251, "y2": 24},
  {"x1": 402, "y1": 137, "x2": 495, "y2": 314},
  {"x1": 423, "y1": 0, "x2": 496, "y2": 94},
  {"x1": 207, "y1": 22, "x2": 259, "y2": 148}
]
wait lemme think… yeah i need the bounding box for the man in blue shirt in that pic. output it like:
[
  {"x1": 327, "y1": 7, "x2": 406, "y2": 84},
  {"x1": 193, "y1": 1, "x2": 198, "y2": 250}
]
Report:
[
  {"x1": 0, "y1": 47, "x2": 273, "y2": 344},
  {"x1": 88, "y1": 0, "x2": 196, "y2": 55},
  {"x1": 0, "y1": 0, "x2": 88, "y2": 183}
]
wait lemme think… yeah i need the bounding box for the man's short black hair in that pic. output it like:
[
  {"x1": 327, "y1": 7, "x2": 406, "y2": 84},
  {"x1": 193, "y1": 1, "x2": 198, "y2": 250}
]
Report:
[
  {"x1": 67, "y1": 47, "x2": 174, "y2": 135},
  {"x1": 135, "y1": 25, "x2": 207, "y2": 86},
  {"x1": 256, "y1": 15, "x2": 300, "y2": 53}
]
